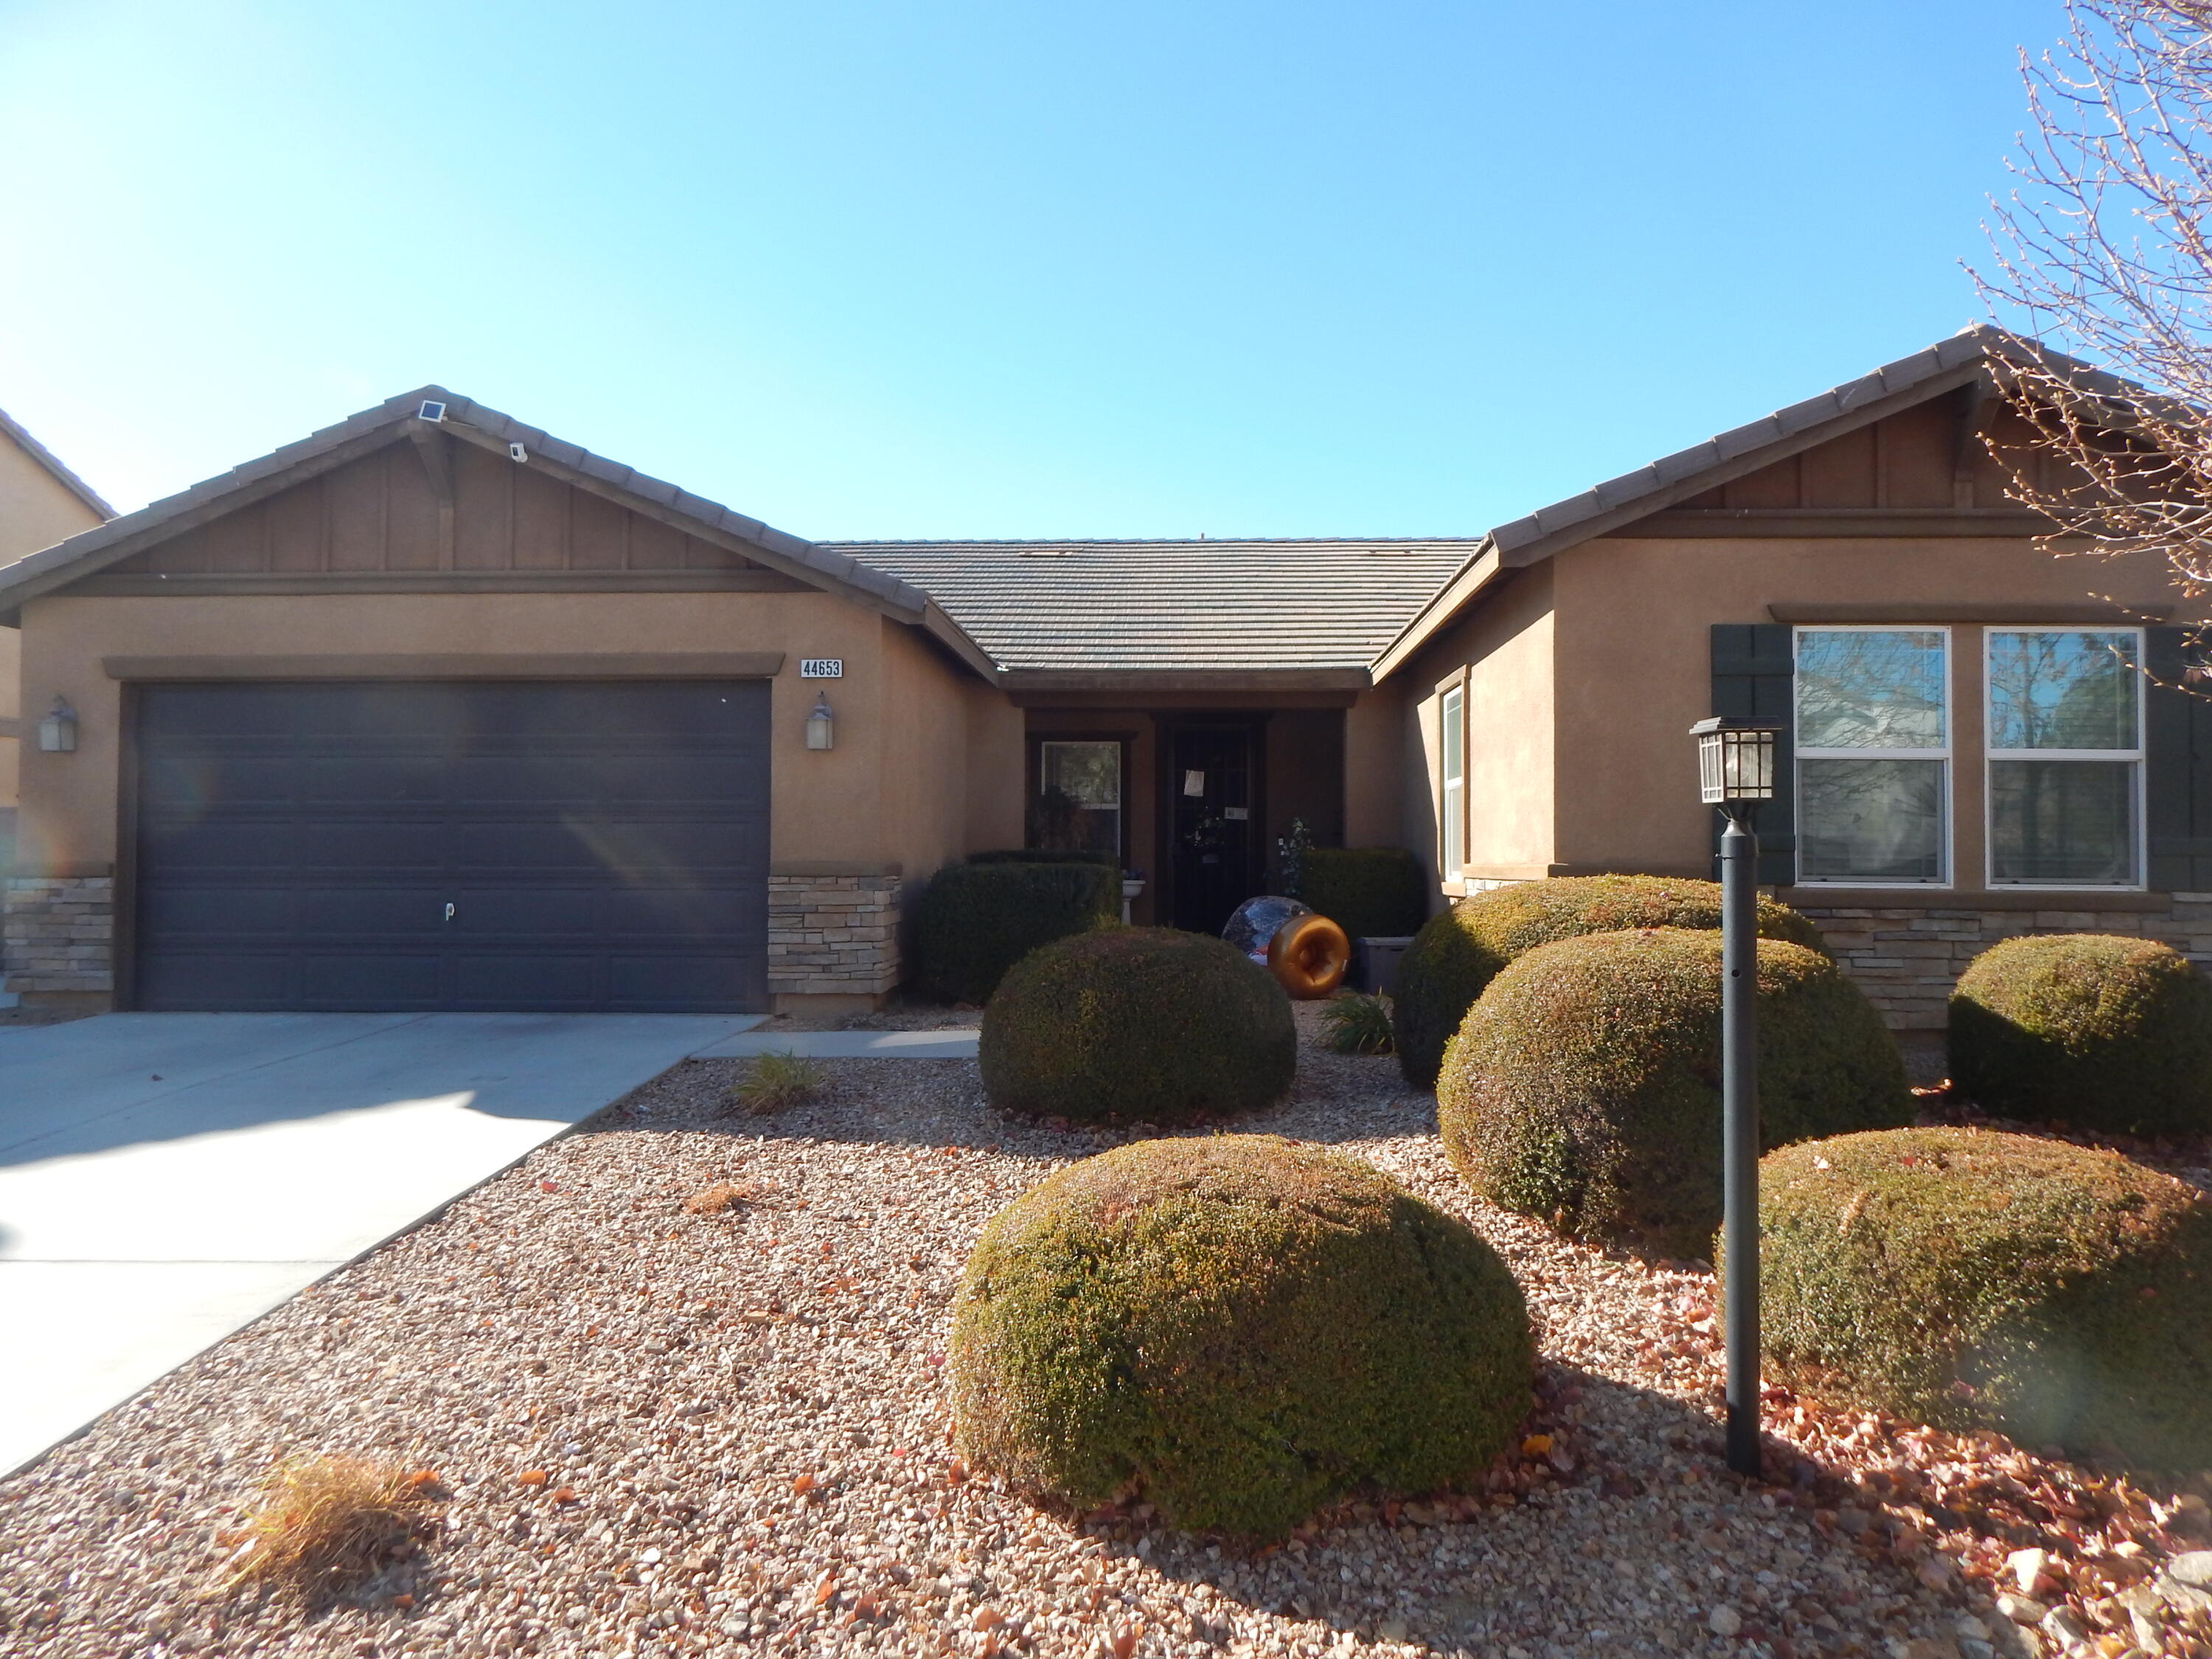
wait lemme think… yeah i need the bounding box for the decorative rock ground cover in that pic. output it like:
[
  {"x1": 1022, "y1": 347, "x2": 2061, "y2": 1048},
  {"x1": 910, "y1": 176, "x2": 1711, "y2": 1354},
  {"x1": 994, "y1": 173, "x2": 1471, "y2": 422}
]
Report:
[{"x1": 1, "y1": 1007, "x2": 2208, "y2": 1658}]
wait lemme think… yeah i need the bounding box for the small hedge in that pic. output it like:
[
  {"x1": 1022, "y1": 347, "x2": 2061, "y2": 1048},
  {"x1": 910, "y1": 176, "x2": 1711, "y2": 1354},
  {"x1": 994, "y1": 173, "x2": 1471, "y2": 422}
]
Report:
[
  {"x1": 967, "y1": 849, "x2": 1122, "y2": 869},
  {"x1": 1298, "y1": 848, "x2": 1428, "y2": 943},
  {"x1": 914, "y1": 860, "x2": 1120, "y2": 1005},
  {"x1": 1394, "y1": 874, "x2": 1827, "y2": 1088},
  {"x1": 1752, "y1": 1127, "x2": 2212, "y2": 1470},
  {"x1": 948, "y1": 1135, "x2": 1534, "y2": 1539},
  {"x1": 1438, "y1": 928, "x2": 1909, "y2": 1257},
  {"x1": 980, "y1": 928, "x2": 1294, "y2": 1124},
  {"x1": 1949, "y1": 933, "x2": 2212, "y2": 1138}
]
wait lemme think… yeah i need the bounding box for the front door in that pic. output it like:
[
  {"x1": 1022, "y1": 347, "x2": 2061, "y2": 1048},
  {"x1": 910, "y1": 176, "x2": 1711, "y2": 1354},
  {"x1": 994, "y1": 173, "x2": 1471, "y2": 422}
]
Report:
[{"x1": 1169, "y1": 723, "x2": 1259, "y2": 934}]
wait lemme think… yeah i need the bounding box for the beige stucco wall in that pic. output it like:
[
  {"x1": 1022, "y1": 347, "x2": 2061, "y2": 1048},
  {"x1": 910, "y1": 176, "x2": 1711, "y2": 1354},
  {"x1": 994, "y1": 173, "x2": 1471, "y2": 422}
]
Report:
[
  {"x1": 1343, "y1": 684, "x2": 1404, "y2": 850},
  {"x1": 1400, "y1": 564, "x2": 1557, "y2": 892},
  {"x1": 1545, "y1": 535, "x2": 2186, "y2": 888},
  {"x1": 10, "y1": 589, "x2": 977, "y2": 882},
  {"x1": 1, "y1": 433, "x2": 108, "y2": 816},
  {"x1": 963, "y1": 684, "x2": 1025, "y2": 855}
]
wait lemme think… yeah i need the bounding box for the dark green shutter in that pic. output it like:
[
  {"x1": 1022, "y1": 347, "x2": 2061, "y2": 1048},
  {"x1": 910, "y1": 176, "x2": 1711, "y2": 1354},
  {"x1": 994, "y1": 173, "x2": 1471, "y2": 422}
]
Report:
[
  {"x1": 2143, "y1": 625, "x2": 2212, "y2": 891},
  {"x1": 1709, "y1": 623, "x2": 1796, "y2": 886}
]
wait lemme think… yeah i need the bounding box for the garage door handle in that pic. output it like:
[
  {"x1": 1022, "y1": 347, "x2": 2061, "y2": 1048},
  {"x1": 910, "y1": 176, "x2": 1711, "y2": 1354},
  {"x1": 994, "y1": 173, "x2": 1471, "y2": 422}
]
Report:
[{"x1": 444, "y1": 902, "x2": 456, "y2": 922}]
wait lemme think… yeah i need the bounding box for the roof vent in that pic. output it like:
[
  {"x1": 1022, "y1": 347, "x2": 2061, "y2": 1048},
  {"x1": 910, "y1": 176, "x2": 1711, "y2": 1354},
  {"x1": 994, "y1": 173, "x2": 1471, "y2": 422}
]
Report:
[{"x1": 417, "y1": 400, "x2": 446, "y2": 422}]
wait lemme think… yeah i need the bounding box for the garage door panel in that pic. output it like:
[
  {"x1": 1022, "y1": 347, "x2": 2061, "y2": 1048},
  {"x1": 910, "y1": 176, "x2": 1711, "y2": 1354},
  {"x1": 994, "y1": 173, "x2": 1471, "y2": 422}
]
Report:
[
  {"x1": 139, "y1": 819, "x2": 307, "y2": 873},
  {"x1": 451, "y1": 953, "x2": 597, "y2": 1006},
  {"x1": 139, "y1": 886, "x2": 297, "y2": 938},
  {"x1": 300, "y1": 888, "x2": 451, "y2": 936},
  {"x1": 299, "y1": 756, "x2": 451, "y2": 805},
  {"x1": 132, "y1": 681, "x2": 770, "y2": 1013},
  {"x1": 608, "y1": 955, "x2": 766, "y2": 1010},
  {"x1": 141, "y1": 754, "x2": 307, "y2": 810},
  {"x1": 135, "y1": 952, "x2": 302, "y2": 1010},
  {"x1": 300, "y1": 954, "x2": 444, "y2": 1006},
  {"x1": 604, "y1": 886, "x2": 765, "y2": 937}
]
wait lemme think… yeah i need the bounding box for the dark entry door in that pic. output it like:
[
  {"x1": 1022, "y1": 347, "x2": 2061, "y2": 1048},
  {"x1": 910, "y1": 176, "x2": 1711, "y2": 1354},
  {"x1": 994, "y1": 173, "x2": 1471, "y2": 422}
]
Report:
[
  {"x1": 132, "y1": 680, "x2": 771, "y2": 1012},
  {"x1": 1169, "y1": 724, "x2": 1259, "y2": 935}
]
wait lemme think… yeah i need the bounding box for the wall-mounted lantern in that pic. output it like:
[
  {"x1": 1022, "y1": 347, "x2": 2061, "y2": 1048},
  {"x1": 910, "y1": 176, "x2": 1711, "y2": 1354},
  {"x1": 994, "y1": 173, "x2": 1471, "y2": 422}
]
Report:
[
  {"x1": 36, "y1": 697, "x2": 78, "y2": 754},
  {"x1": 804, "y1": 691, "x2": 835, "y2": 751}
]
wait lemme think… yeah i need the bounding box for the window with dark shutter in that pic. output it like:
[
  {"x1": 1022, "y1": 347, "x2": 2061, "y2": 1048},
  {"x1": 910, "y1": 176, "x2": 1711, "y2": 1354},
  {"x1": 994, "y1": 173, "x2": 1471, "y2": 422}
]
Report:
[
  {"x1": 1709, "y1": 623, "x2": 1797, "y2": 886},
  {"x1": 2145, "y1": 625, "x2": 2212, "y2": 891}
]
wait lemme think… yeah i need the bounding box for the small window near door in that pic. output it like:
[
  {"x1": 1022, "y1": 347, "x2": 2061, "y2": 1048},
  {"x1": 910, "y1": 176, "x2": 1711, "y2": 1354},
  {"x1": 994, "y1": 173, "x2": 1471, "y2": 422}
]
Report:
[
  {"x1": 1794, "y1": 627, "x2": 1950, "y2": 884},
  {"x1": 1035, "y1": 741, "x2": 1122, "y2": 859},
  {"x1": 1441, "y1": 686, "x2": 1465, "y2": 874},
  {"x1": 1987, "y1": 629, "x2": 2143, "y2": 886}
]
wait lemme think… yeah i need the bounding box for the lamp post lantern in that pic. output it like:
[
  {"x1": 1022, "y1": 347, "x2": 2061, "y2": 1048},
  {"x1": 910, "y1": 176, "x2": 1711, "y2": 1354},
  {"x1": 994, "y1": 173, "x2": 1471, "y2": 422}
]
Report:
[{"x1": 1688, "y1": 716, "x2": 1781, "y2": 1479}]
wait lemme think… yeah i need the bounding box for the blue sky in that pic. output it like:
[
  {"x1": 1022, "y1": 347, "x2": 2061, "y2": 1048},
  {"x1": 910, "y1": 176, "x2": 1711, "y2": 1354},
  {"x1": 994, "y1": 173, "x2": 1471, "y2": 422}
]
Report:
[{"x1": 1, "y1": 1, "x2": 2065, "y2": 538}]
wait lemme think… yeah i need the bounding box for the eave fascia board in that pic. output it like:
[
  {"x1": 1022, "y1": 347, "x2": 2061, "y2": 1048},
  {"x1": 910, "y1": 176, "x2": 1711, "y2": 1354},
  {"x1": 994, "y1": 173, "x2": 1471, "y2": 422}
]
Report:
[
  {"x1": 917, "y1": 599, "x2": 1002, "y2": 680},
  {"x1": 1368, "y1": 541, "x2": 1500, "y2": 683},
  {"x1": 0, "y1": 406, "x2": 114, "y2": 519},
  {"x1": 1489, "y1": 359, "x2": 1990, "y2": 571}
]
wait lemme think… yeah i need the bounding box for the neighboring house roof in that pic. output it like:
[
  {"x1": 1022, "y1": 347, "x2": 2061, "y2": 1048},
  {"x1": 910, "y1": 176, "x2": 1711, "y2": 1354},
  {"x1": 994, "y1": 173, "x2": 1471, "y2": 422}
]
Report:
[
  {"x1": 1370, "y1": 324, "x2": 2139, "y2": 679},
  {"x1": 0, "y1": 405, "x2": 114, "y2": 520},
  {"x1": 833, "y1": 539, "x2": 1478, "y2": 675},
  {"x1": 0, "y1": 386, "x2": 995, "y2": 675}
]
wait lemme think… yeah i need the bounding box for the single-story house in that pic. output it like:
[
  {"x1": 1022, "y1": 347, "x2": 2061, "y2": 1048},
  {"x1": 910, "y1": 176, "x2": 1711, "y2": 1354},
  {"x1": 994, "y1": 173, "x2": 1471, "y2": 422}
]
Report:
[
  {"x1": 4, "y1": 324, "x2": 2205, "y2": 1027},
  {"x1": 0, "y1": 407, "x2": 111, "y2": 882}
]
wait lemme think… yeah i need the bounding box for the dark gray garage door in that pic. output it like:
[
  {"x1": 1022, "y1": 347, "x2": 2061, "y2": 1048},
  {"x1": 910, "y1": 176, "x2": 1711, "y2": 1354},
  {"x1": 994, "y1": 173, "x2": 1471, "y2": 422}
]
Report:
[{"x1": 131, "y1": 681, "x2": 770, "y2": 1012}]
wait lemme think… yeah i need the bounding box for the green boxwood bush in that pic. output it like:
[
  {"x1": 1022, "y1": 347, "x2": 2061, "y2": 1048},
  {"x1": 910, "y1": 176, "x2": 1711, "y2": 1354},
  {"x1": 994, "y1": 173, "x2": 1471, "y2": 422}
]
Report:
[
  {"x1": 914, "y1": 860, "x2": 1120, "y2": 1005},
  {"x1": 980, "y1": 927, "x2": 1294, "y2": 1124},
  {"x1": 949, "y1": 1135, "x2": 1534, "y2": 1539},
  {"x1": 967, "y1": 849, "x2": 1122, "y2": 869},
  {"x1": 1298, "y1": 847, "x2": 1429, "y2": 943},
  {"x1": 1949, "y1": 933, "x2": 2212, "y2": 1138},
  {"x1": 1438, "y1": 928, "x2": 1909, "y2": 1257},
  {"x1": 1393, "y1": 874, "x2": 1827, "y2": 1088},
  {"x1": 1751, "y1": 1127, "x2": 2212, "y2": 1470}
]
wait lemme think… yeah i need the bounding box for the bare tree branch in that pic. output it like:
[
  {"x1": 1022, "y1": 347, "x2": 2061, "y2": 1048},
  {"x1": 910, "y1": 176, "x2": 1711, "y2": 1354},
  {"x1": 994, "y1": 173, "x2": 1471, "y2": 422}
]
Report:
[{"x1": 1977, "y1": 0, "x2": 2212, "y2": 602}]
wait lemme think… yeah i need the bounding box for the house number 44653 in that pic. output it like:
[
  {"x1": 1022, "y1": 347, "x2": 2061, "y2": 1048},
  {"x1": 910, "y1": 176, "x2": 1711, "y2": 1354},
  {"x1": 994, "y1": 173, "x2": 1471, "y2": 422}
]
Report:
[{"x1": 799, "y1": 658, "x2": 844, "y2": 678}]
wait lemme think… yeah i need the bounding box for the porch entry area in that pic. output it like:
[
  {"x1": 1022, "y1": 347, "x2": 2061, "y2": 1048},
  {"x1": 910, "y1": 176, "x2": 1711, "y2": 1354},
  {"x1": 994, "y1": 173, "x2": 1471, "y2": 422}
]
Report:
[{"x1": 1020, "y1": 705, "x2": 1346, "y2": 933}]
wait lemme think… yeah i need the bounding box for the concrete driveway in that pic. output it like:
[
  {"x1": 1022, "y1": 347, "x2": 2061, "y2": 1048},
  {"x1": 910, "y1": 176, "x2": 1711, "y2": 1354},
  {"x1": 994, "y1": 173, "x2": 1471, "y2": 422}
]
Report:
[{"x1": 0, "y1": 1010, "x2": 760, "y2": 1477}]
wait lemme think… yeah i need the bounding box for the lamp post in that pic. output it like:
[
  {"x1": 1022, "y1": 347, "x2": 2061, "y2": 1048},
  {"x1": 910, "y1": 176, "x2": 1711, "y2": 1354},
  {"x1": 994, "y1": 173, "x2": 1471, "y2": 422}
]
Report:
[{"x1": 1688, "y1": 715, "x2": 1781, "y2": 1479}]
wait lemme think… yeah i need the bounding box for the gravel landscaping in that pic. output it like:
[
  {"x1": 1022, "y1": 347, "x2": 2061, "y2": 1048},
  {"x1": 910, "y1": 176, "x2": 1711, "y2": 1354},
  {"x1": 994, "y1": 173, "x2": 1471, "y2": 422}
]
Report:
[{"x1": 3, "y1": 1007, "x2": 2209, "y2": 1659}]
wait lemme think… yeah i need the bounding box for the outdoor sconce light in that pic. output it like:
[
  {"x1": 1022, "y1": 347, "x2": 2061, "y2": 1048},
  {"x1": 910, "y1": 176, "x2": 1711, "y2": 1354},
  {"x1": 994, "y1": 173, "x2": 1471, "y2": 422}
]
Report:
[
  {"x1": 1688, "y1": 716, "x2": 1784, "y2": 1480},
  {"x1": 804, "y1": 691, "x2": 835, "y2": 751},
  {"x1": 36, "y1": 696, "x2": 78, "y2": 754}
]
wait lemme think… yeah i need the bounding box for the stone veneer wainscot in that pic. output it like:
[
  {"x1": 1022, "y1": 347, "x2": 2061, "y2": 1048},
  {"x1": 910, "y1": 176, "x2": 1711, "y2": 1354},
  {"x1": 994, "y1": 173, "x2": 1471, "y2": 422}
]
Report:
[
  {"x1": 1791, "y1": 894, "x2": 2212, "y2": 1031},
  {"x1": 3, "y1": 875, "x2": 115, "y2": 996},
  {"x1": 767, "y1": 871, "x2": 902, "y2": 1003}
]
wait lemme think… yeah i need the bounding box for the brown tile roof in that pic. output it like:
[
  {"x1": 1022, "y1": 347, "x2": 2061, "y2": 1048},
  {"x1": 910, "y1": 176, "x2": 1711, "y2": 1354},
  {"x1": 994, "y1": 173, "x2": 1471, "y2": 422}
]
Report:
[{"x1": 831, "y1": 539, "x2": 1480, "y2": 672}]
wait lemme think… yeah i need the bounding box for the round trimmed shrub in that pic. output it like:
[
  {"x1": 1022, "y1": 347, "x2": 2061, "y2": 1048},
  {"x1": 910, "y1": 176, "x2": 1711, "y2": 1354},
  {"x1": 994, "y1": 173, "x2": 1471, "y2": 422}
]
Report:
[
  {"x1": 1393, "y1": 875, "x2": 1826, "y2": 1088},
  {"x1": 981, "y1": 927, "x2": 1295, "y2": 1124},
  {"x1": 1753, "y1": 1127, "x2": 2212, "y2": 1470},
  {"x1": 1438, "y1": 928, "x2": 1909, "y2": 1257},
  {"x1": 949, "y1": 1135, "x2": 1534, "y2": 1538},
  {"x1": 1949, "y1": 933, "x2": 2212, "y2": 1138}
]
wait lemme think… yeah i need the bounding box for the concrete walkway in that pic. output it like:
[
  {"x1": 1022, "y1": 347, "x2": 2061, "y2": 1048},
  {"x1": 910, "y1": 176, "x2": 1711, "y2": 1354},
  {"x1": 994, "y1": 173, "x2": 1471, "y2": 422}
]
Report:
[
  {"x1": 692, "y1": 1026, "x2": 978, "y2": 1060},
  {"x1": 0, "y1": 1010, "x2": 762, "y2": 1477}
]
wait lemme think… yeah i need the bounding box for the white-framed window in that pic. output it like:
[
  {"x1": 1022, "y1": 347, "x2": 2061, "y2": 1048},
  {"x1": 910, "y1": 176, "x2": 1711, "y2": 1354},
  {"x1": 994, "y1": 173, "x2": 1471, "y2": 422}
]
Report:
[
  {"x1": 1793, "y1": 626, "x2": 1951, "y2": 886},
  {"x1": 1440, "y1": 685, "x2": 1465, "y2": 875},
  {"x1": 1036, "y1": 740, "x2": 1122, "y2": 859},
  {"x1": 1986, "y1": 628, "x2": 2144, "y2": 888}
]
